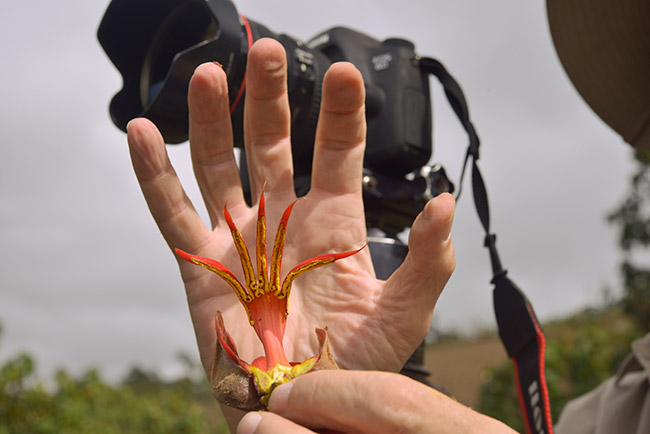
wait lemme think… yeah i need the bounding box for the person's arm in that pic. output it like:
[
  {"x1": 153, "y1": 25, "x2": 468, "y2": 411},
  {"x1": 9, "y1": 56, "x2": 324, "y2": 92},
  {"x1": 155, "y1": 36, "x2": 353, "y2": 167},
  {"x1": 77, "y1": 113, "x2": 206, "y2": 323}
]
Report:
[{"x1": 237, "y1": 370, "x2": 517, "y2": 434}]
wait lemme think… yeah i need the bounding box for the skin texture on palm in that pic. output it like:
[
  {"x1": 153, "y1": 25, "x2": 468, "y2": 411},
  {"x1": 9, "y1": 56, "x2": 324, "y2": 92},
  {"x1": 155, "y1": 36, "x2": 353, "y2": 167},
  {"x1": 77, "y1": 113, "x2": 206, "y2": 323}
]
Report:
[{"x1": 126, "y1": 38, "x2": 455, "y2": 427}]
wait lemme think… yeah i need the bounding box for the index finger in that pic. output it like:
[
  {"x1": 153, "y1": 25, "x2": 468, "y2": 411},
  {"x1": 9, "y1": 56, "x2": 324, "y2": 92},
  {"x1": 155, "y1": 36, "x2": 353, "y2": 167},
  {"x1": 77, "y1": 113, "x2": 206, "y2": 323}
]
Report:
[{"x1": 127, "y1": 118, "x2": 209, "y2": 252}]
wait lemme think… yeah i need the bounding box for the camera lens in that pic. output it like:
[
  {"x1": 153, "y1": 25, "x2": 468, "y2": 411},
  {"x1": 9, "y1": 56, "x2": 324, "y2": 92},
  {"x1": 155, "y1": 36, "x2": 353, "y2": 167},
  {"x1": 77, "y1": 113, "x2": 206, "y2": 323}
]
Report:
[{"x1": 140, "y1": 2, "x2": 217, "y2": 107}]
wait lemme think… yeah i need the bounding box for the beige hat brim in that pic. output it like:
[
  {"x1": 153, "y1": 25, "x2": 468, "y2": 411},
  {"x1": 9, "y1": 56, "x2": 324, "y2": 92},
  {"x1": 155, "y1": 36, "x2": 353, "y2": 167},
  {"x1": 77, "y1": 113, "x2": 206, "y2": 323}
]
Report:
[{"x1": 547, "y1": 0, "x2": 650, "y2": 150}]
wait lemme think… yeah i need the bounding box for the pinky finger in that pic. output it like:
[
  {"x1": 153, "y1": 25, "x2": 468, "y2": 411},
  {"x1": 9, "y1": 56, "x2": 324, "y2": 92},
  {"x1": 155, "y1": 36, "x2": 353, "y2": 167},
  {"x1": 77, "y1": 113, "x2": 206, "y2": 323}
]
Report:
[{"x1": 237, "y1": 412, "x2": 318, "y2": 434}]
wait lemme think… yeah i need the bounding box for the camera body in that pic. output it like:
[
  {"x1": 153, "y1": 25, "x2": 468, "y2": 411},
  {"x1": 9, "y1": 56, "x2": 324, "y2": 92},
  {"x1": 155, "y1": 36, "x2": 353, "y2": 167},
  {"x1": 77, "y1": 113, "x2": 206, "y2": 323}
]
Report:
[
  {"x1": 99, "y1": 0, "x2": 448, "y2": 382},
  {"x1": 99, "y1": 0, "x2": 449, "y2": 235},
  {"x1": 305, "y1": 27, "x2": 432, "y2": 178},
  {"x1": 98, "y1": 0, "x2": 433, "y2": 185}
]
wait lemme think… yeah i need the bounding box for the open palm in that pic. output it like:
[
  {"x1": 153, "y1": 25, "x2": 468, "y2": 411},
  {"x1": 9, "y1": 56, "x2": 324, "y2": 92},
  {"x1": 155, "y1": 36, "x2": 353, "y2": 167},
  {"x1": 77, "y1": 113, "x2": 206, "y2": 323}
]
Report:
[{"x1": 127, "y1": 39, "x2": 455, "y2": 384}]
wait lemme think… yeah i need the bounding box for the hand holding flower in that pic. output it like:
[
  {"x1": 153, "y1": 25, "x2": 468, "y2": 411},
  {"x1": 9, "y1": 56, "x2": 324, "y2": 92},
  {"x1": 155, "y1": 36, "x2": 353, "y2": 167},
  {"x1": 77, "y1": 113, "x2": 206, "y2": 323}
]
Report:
[{"x1": 126, "y1": 37, "x2": 455, "y2": 428}]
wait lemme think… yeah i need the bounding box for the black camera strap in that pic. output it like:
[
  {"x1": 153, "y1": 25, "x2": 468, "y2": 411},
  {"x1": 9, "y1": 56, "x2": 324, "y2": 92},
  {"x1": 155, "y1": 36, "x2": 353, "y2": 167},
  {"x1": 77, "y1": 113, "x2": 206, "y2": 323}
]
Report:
[{"x1": 419, "y1": 57, "x2": 554, "y2": 434}]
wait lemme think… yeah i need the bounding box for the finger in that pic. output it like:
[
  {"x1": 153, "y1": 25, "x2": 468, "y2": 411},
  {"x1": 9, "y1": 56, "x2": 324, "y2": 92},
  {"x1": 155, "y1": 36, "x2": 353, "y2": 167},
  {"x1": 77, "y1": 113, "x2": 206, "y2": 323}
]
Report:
[
  {"x1": 127, "y1": 118, "x2": 209, "y2": 251},
  {"x1": 310, "y1": 62, "x2": 366, "y2": 195},
  {"x1": 268, "y1": 370, "x2": 443, "y2": 433},
  {"x1": 379, "y1": 193, "x2": 456, "y2": 358},
  {"x1": 405, "y1": 192, "x2": 456, "y2": 279},
  {"x1": 189, "y1": 62, "x2": 245, "y2": 227},
  {"x1": 243, "y1": 38, "x2": 294, "y2": 201},
  {"x1": 237, "y1": 411, "x2": 316, "y2": 434}
]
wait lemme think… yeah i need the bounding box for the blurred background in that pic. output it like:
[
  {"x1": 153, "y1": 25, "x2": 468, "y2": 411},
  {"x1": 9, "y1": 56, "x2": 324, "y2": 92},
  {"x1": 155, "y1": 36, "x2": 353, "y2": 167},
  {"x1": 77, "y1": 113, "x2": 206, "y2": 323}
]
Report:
[{"x1": 1, "y1": 1, "x2": 643, "y2": 431}]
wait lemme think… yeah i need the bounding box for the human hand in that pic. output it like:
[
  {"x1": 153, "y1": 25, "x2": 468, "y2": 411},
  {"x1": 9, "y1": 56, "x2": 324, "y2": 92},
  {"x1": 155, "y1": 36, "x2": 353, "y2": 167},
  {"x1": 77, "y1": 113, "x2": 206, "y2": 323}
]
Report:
[
  {"x1": 127, "y1": 37, "x2": 454, "y2": 389},
  {"x1": 237, "y1": 370, "x2": 516, "y2": 434}
]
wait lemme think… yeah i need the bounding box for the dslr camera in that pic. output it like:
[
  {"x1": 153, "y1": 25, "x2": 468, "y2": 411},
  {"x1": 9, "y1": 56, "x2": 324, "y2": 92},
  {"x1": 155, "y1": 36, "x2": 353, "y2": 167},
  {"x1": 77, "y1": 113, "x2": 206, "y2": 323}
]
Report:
[{"x1": 98, "y1": 0, "x2": 452, "y2": 236}]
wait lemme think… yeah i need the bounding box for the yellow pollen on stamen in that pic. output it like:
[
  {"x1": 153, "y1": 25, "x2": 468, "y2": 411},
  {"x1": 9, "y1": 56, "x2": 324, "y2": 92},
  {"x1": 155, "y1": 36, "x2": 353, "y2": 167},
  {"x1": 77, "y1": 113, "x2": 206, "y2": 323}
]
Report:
[{"x1": 256, "y1": 194, "x2": 269, "y2": 296}]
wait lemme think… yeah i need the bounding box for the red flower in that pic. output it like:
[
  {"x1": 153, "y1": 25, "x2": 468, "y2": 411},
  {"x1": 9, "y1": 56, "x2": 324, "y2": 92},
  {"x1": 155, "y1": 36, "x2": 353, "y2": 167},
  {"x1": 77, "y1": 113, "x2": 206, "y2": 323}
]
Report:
[{"x1": 176, "y1": 192, "x2": 363, "y2": 409}]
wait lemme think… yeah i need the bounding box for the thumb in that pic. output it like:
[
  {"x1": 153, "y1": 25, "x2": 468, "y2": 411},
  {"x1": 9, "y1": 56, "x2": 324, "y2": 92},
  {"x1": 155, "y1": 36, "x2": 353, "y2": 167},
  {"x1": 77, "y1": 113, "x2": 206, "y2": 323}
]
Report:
[
  {"x1": 378, "y1": 192, "x2": 456, "y2": 358},
  {"x1": 406, "y1": 191, "x2": 456, "y2": 281},
  {"x1": 267, "y1": 370, "x2": 431, "y2": 433},
  {"x1": 263, "y1": 370, "x2": 515, "y2": 434}
]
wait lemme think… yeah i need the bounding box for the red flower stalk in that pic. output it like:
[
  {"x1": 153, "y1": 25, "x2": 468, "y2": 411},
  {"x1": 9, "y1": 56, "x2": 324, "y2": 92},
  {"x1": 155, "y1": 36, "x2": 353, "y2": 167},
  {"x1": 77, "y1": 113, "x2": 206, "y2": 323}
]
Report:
[{"x1": 176, "y1": 192, "x2": 363, "y2": 409}]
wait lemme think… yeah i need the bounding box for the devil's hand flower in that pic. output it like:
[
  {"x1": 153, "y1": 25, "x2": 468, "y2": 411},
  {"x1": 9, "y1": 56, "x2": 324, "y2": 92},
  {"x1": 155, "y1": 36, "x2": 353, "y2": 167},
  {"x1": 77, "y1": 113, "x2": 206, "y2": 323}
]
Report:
[{"x1": 175, "y1": 193, "x2": 363, "y2": 410}]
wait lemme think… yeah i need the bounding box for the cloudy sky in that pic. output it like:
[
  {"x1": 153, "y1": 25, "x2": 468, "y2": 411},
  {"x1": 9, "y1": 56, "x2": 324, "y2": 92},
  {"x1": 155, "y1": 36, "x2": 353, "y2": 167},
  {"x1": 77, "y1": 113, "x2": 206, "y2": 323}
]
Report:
[{"x1": 0, "y1": 0, "x2": 636, "y2": 381}]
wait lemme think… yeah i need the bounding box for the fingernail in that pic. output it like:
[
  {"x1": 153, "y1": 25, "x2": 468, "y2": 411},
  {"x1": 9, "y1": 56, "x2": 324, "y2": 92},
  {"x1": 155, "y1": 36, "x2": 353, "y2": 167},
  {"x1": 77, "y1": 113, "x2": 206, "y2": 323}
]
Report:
[
  {"x1": 237, "y1": 411, "x2": 262, "y2": 434},
  {"x1": 263, "y1": 58, "x2": 284, "y2": 73},
  {"x1": 267, "y1": 381, "x2": 293, "y2": 414},
  {"x1": 125, "y1": 119, "x2": 141, "y2": 147}
]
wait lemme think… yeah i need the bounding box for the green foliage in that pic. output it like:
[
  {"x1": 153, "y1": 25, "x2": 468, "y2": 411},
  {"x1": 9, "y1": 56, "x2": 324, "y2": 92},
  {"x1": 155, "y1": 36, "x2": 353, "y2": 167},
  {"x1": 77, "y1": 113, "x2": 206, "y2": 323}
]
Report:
[
  {"x1": 0, "y1": 327, "x2": 228, "y2": 434},
  {"x1": 478, "y1": 308, "x2": 643, "y2": 432}
]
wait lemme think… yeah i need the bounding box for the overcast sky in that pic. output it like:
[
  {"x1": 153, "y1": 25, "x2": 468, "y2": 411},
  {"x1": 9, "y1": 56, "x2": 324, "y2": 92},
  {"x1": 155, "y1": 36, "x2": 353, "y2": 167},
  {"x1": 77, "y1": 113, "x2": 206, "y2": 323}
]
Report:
[{"x1": 0, "y1": 1, "x2": 636, "y2": 381}]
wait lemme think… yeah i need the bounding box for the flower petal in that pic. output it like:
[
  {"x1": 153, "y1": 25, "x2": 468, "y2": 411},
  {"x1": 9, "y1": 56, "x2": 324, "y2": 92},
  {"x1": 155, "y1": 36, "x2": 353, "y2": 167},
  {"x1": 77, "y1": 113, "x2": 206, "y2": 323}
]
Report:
[
  {"x1": 175, "y1": 248, "x2": 253, "y2": 308},
  {"x1": 278, "y1": 245, "x2": 366, "y2": 298},
  {"x1": 269, "y1": 199, "x2": 297, "y2": 294},
  {"x1": 256, "y1": 192, "x2": 268, "y2": 295},
  {"x1": 214, "y1": 311, "x2": 245, "y2": 366},
  {"x1": 223, "y1": 205, "x2": 258, "y2": 294}
]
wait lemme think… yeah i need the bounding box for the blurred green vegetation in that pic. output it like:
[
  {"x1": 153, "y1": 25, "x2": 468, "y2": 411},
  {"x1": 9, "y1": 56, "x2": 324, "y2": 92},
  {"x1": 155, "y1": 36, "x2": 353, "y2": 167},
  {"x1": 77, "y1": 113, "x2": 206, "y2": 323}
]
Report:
[
  {"x1": 0, "y1": 328, "x2": 228, "y2": 434},
  {"x1": 478, "y1": 306, "x2": 644, "y2": 432}
]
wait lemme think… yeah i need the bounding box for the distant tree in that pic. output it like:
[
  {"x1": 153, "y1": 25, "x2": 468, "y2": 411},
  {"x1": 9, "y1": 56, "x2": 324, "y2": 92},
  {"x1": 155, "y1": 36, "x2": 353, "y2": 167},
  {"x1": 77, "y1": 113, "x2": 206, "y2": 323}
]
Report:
[{"x1": 607, "y1": 149, "x2": 650, "y2": 330}]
